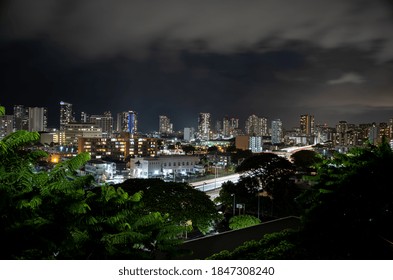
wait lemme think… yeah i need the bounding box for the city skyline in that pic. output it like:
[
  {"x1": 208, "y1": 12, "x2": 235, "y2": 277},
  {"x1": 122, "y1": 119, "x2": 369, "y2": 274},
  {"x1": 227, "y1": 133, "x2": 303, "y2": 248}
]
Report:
[{"x1": 1, "y1": 0, "x2": 393, "y2": 131}]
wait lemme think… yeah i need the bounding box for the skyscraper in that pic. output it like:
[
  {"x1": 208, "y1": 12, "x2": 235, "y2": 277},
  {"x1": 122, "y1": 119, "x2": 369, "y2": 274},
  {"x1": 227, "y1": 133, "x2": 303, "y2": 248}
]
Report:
[
  {"x1": 159, "y1": 115, "x2": 173, "y2": 135},
  {"x1": 0, "y1": 115, "x2": 14, "y2": 138},
  {"x1": 271, "y1": 119, "x2": 283, "y2": 145},
  {"x1": 13, "y1": 105, "x2": 28, "y2": 131},
  {"x1": 28, "y1": 107, "x2": 47, "y2": 132},
  {"x1": 245, "y1": 114, "x2": 268, "y2": 136},
  {"x1": 198, "y1": 113, "x2": 211, "y2": 140},
  {"x1": 300, "y1": 114, "x2": 315, "y2": 136},
  {"x1": 117, "y1": 111, "x2": 138, "y2": 134},
  {"x1": 90, "y1": 111, "x2": 114, "y2": 137},
  {"x1": 60, "y1": 101, "x2": 73, "y2": 130},
  {"x1": 335, "y1": 121, "x2": 349, "y2": 146}
]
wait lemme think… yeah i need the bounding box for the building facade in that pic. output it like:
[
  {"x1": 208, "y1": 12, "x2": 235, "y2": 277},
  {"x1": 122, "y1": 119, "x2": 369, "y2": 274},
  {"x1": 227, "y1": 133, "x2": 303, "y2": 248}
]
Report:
[
  {"x1": 198, "y1": 113, "x2": 211, "y2": 140},
  {"x1": 60, "y1": 101, "x2": 73, "y2": 130},
  {"x1": 28, "y1": 107, "x2": 47, "y2": 132},
  {"x1": 271, "y1": 119, "x2": 283, "y2": 145},
  {"x1": 90, "y1": 111, "x2": 114, "y2": 137},
  {"x1": 117, "y1": 111, "x2": 138, "y2": 134},
  {"x1": 245, "y1": 114, "x2": 268, "y2": 136},
  {"x1": 0, "y1": 115, "x2": 14, "y2": 139},
  {"x1": 159, "y1": 115, "x2": 173, "y2": 135},
  {"x1": 129, "y1": 155, "x2": 201, "y2": 179}
]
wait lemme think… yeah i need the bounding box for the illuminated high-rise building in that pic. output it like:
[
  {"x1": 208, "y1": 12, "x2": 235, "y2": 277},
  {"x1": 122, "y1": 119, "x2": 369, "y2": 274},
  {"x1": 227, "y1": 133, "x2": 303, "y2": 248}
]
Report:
[
  {"x1": 300, "y1": 114, "x2": 315, "y2": 136},
  {"x1": 389, "y1": 118, "x2": 393, "y2": 139},
  {"x1": 271, "y1": 119, "x2": 283, "y2": 145},
  {"x1": 198, "y1": 112, "x2": 211, "y2": 140},
  {"x1": 159, "y1": 115, "x2": 173, "y2": 135},
  {"x1": 245, "y1": 115, "x2": 268, "y2": 136},
  {"x1": 28, "y1": 107, "x2": 47, "y2": 132},
  {"x1": 0, "y1": 115, "x2": 14, "y2": 138},
  {"x1": 81, "y1": 112, "x2": 90, "y2": 123},
  {"x1": 222, "y1": 116, "x2": 241, "y2": 137},
  {"x1": 60, "y1": 101, "x2": 73, "y2": 130},
  {"x1": 222, "y1": 116, "x2": 230, "y2": 137},
  {"x1": 13, "y1": 105, "x2": 28, "y2": 131},
  {"x1": 117, "y1": 111, "x2": 138, "y2": 135},
  {"x1": 90, "y1": 111, "x2": 113, "y2": 137},
  {"x1": 335, "y1": 121, "x2": 349, "y2": 146}
]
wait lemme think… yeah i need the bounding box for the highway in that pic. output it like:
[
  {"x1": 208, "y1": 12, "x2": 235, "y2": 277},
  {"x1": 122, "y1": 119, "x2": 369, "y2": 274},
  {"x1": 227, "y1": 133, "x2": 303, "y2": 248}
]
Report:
[{"x1": 190, "y1": 173, "x2": 240, "y2": 198}]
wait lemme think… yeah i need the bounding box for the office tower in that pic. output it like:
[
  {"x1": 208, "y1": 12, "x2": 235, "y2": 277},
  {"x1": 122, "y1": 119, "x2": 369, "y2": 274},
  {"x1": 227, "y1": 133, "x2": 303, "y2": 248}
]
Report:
[
  {"x1": 368, "y1": 122, "x2": 379, "y2": 145},
  {"x1": 378, "y1": 122, "x2": 390, "y2": 143},
  {"x1": 90, "y1": 111, "x2": 113, "y2": 137},
  {"x1": 13, "y1": 105, "x2": 28, "y2": 131},
  {"x1": 215, "y1": 120, "x2": 222, "y2": 135},
  {"x1": 271, "y1": 119, "x2": 283, "y2": 145},
  {"x1": 229, "y1": 118, "x2": 239, "y2": 135},
  {"x1": 28, "y1": 107, "x2": 47, "y2": 132},
  {"x1": 0, "y1": 115, "x2": 14, "y2": 138},
  {"x1": 62, "y1": 122, "x2": 102, "y2": 146},
  {"x1": 184, "y1": 127, "x2": 195, "y2": 142},
  {"x1": 222, "y1": 116, "x2": 230, "y2": 137},
  {"x1": 81, "y1": 112, "x2": 90, "y2": 123},
  {"x1": 60, "y1": 101, "x2": 73, "y2": 130},
  {"x1": 222, "y1": 116, "x2": 241, "y2": 137},
  {"x1": 117, "y1": 111, "x2": 138, "y2": 134},
  {"x1": 198, "y1": 113, "x2": 211, "y2": 140},
  {"x1": 336, "y1": 121, "x2": 349, "y2": 146},
  {"x1": 245, "y1": 115, "x2": 268, "y2": 136},
  {"x1": 300, "y1": 114, "x2": 315, "y2": 136},
  {"x1": 159, "y1": 115, "x2": 173, "y2": 135}
]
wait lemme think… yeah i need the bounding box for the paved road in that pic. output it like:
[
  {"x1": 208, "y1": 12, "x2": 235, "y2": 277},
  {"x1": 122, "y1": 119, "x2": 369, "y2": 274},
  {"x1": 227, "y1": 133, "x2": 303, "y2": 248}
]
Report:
[{"x1": 191, "y1": 173, "x2": 240, "y2": 192}]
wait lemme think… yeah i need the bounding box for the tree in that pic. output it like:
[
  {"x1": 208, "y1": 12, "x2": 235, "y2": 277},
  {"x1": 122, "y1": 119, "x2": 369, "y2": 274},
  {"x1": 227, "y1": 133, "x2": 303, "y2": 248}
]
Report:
[
  {"x1": 229, "y1": 215, "x2": 261, "y2": 230},
  {"x1": 215, "y1": 180, "x2": 253, "y2": 216},
  {"x1": 234, "y1": 153, "x2": 299, "y2": 217},
  {"x1": 207, "y1": 230, "x2": 303, "y2": 260},
  {"x1": 0, "y1": 121, "x2": 183, "y2": 259},
  {"x1": 182, "y1": 144, "x2": 196, "y2": 155},
  {"x1": 290, "y1": 150, "x2": 321, "y2": 172},
  {"x1": 297, "y1": 142, "x2": 393, "y2": 259},
  {"x1": 207, "y1": 145, "x2": 218, "y2": 153},
  {"x1": 116, "y1": 179, "x2": 221, "y2": 234}
]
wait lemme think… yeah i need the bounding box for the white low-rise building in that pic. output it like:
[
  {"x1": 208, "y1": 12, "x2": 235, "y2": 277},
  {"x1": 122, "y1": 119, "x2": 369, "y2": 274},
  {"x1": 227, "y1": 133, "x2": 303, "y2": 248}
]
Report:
[
  {"x1": 129, "y1": 155, "x2": 202, "y2": 179},
  {"x1": 84, "y1": 159, "x2": 116, "y2": 183}
]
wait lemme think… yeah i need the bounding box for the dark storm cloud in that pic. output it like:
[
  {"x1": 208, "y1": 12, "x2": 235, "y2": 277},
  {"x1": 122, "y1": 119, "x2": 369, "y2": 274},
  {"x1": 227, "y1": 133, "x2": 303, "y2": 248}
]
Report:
[
  {"x1": 2, "y1": 0, "x2": 393, "y2": 61},
  {"x1": 1, "y1": 0, "x2": 393, "y2": 131}
]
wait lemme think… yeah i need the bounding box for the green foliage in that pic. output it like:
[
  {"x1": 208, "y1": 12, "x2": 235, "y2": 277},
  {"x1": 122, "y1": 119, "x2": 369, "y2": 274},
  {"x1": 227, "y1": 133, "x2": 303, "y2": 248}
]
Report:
[
  {"x1": 229, "y1": 215, "x2": 261, "y2": 230},
  {"x1": 0, "y1": 105, "x2": 5, "y2": 116},
  {"x1": 211, "y1": 142, "x2": 393, "y2": 259},
  {"x1": 116, "y1": 179, "x2": 220, "y2": 234},
  {"x1": 290, "y1": 150, "x2": 321, "y2": 171},
  {"x1": 218, "y1": 153, "x2": 299, "y2": 217},
  {"x1": 0, "y1": 130, "x2": 183, "y2": 259},
  {"x1": 297, "y1": 141, "x2": 393, "y2": 259},
  {"x1": 207, "y1": 230, "x2": 302, "y2": 260},
  {"x1": 182, "y1": 144, "x2": 196, "y2": 155}
]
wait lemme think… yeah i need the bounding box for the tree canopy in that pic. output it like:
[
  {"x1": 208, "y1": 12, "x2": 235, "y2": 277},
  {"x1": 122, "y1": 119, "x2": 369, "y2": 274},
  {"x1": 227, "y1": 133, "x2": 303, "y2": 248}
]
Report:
[
  {"x1": 297, "y1": 142, "x2": 393, "y2": 258},
  {"x1": 116, "y1": 179, "x2": 221, "y2": 234},
  {"x1": 211, "y1": 142, "x2": 393, "y2": 259},
  {"x1": 216, "y1": 153, "x2": 299, "y2": 217},
  {"x1": 0, "y1": 128, "x2": 183, "y2": 259},
  {"x1": 290, "y1": 150, "x2": 321, "y2": 172}
]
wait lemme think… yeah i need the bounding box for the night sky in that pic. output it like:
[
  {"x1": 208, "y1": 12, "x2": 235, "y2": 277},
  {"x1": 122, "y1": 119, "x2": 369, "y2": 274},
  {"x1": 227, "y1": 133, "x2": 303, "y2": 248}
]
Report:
[{"x1": 1, "y1": 0, "x2": 393, "y2": 132}]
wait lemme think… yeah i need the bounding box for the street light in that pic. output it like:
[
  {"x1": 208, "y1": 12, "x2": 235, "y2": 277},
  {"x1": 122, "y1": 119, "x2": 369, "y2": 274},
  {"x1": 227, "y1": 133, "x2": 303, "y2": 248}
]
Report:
[
  {"x1": 231, "y1": 193, "x2": 236, "y2": 216},
  {"x1": 214, "y1": 164, "x2": 218, "y2": 189}
]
